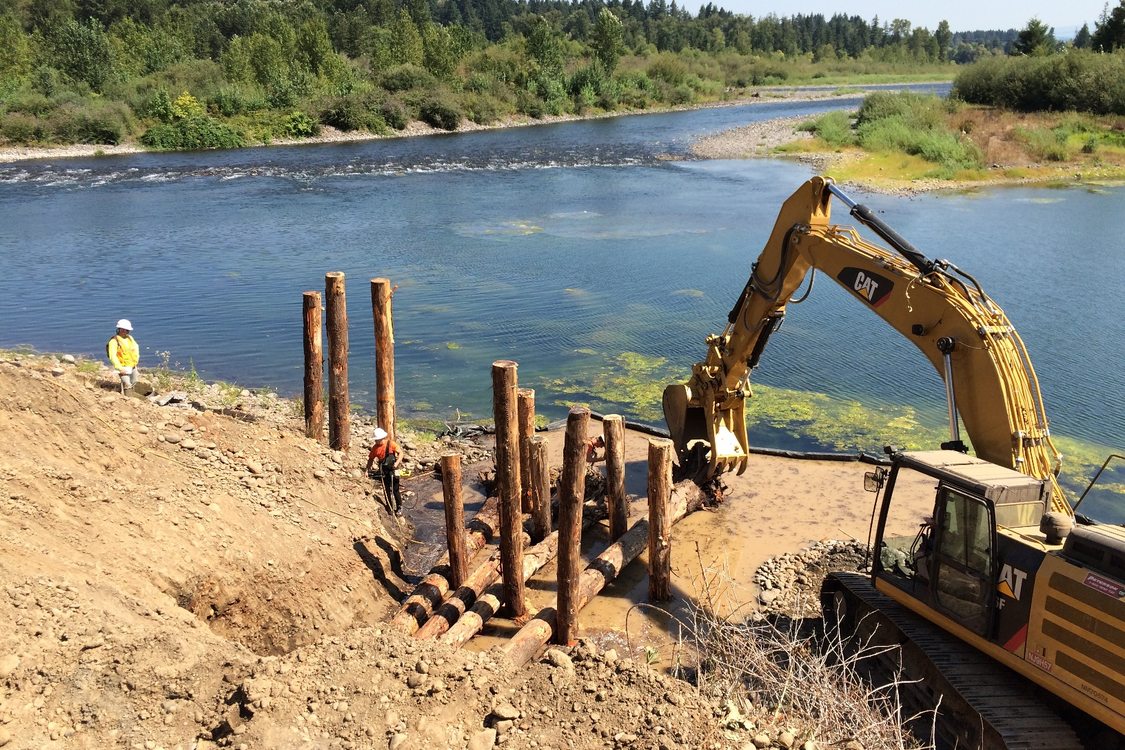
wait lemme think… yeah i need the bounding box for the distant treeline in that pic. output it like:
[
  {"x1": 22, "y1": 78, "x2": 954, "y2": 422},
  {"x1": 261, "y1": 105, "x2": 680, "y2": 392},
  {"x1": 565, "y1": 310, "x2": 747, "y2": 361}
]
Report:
[{"x1": 0, "y1": 0, "x2": 1121, "y2": 150}]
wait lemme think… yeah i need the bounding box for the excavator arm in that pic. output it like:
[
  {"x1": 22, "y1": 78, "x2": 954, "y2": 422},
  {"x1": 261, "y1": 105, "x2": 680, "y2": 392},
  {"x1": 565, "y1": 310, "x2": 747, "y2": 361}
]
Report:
[{"x1": 664, "y1": 176, "x2": 1070, "y2": 515}]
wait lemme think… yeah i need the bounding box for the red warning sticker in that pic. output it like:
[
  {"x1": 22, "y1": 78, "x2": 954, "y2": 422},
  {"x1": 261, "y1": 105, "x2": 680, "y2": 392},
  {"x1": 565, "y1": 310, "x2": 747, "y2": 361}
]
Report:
[{"x1": 1083, "y1": 572, "x2": 1125, "y2": 599}]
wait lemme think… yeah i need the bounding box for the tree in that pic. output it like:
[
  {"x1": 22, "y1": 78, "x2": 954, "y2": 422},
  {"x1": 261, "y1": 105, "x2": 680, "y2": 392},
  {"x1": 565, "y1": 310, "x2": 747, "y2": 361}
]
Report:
[
  {"x1": 45, "y1": 17, "x2": 113, "y2": 91},
  {"x1": 1012, "y1": 17, "x2": 1056, "y2": 56},
  {"x1": 1092, "y1": 0, "x2": 1125, "y2": 51},
  {"x1": 934, "y1": 20, "x2": 952, "y2": 61},
  {"x1": 388, "y1": 9, "x2": 424, "y2": 66},
  {"x1": 1073, "y1": 22, "x2": 1091, "y2": 48},
  {"x1": 590, "y1": 8, "x2": 624, "y2": 72}
]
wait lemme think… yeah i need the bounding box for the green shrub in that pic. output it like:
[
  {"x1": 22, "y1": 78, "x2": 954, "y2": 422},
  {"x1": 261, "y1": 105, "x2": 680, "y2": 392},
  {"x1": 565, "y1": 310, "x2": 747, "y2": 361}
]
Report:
[
  {"x1": 953, "y1": 51, "x2": 1125, "y2": 115},
  {"x1": 1014, "y1": 127, "x2": 1071, "y2": 162},
  {"x1": 379, "y1": 98, "x2": 410, "y2": 129},
  {"x1": 4, "y1": 91, "x2": 53, "y2": 117},
  {"x1": 647, "y1": 56, "x2": 688, "y2": 85},
  {"x1": 517, "y1": 89, "x2": 546, "y2": 118},
  {"x1": 140, "y1": 115, "x2": 245, "y2": 150},
  {"x1": 668, "y1": 84, "x2": 694, "y2": 106},
  {"x1": 208, "y1": 85, "x2": 268, "y2": 117},
  {"x1": 855, "y1": 91, "x2": 948, "y2": 131},
  {"x1": 463, "y1": 93, "x2": 502, "y2": 125},
  {"x1": 282, "y1": 110, "x2": 320, "y2": 138},
  {"x1": 802, "y1": 110, "x2": 855, "y2": 147},
  {"x1": 419, "y1": 96, "x2": 461, "y2": 130},
  {"x1": 381, "y1": 64, "x2": 436, "y2": 92},
  {"x1": 0, "y1": 112, "x2": 44, "y2": 143},
  {"x1": 320, "y1": 93, "x2": 385, "y2": 132}
]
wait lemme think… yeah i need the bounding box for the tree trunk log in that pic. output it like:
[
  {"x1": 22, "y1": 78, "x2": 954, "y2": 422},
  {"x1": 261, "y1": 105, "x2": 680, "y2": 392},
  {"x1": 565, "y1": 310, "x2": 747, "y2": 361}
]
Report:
[
  {"x1": 501, "y1": 480, "x2": 703, "y2": 667},
  {"x1": 441, "y1": 453, "x2": 468, "y2": 589},
  {"x1": 370, "y1": 278, "x2": 396, "y2": 442},
  {"x1": 556, "y1": 407, "x2": 589, "y2": 645},
  {"x1": 648, "y1": 438, "x2": 673, "y2": 601},
  {"x1": 325, "y1": 272, "x2": 349, "y2": 451},
  {"x1": 388, "y1": 496, "x2": 500, "y2": 634},
  {"x1": 492, "y1": 360, "x2": 525, "y2": 619},
  {"x1": 603, "y1": 414, "x2": 628, "y2": 541},
  {"x1": 302, "y1": 291, "x2": 324, "y2": 442}
]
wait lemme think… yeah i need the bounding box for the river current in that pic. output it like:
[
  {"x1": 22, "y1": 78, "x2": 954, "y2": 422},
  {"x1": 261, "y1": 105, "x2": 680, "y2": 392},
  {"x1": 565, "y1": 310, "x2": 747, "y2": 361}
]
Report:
[{"x1": 1, "y1": 84, "x2": 1122, "y2": 476}]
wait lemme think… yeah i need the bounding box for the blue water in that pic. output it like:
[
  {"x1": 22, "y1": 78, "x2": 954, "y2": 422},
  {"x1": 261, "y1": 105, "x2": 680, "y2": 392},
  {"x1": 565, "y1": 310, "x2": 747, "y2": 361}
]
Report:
[{"x1": 2, "y1": 83, "x2": 1122, "y2": 462}]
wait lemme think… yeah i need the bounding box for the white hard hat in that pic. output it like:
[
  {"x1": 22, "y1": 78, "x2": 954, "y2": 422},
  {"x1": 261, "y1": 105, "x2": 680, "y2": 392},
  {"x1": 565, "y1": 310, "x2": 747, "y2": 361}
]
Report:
[
  {"x1": 372, "y1": 427, "x2": 388, "y2": 441},
  {"x1": 116, "y1": 319, "x2": 133, "y2": 331}
]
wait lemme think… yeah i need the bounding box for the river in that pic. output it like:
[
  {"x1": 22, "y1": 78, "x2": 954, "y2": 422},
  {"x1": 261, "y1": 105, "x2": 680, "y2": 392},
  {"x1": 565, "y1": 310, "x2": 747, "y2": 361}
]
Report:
[{"x1": 1, "y1": 83, "x2": 1122, "y2": 484}]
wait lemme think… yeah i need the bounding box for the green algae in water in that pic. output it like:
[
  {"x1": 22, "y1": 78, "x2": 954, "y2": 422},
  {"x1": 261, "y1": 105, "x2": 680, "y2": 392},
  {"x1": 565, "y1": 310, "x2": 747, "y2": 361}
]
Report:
[{"x1": 445, "y1": 342, "x2": 462, "y2": 350}]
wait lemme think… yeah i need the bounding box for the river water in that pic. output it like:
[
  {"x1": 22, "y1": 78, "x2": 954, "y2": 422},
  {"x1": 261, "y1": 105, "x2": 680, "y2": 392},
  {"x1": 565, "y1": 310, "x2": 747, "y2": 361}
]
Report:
[{"x1": 2, "y1": 83, "x2": 1122, "y2": 477}]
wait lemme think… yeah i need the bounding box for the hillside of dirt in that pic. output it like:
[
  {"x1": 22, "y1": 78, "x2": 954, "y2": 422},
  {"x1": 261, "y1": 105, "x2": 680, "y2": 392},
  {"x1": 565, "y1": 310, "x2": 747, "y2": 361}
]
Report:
[{"x1": 2, "y1": 351, "x2": 819, "y2": 750}]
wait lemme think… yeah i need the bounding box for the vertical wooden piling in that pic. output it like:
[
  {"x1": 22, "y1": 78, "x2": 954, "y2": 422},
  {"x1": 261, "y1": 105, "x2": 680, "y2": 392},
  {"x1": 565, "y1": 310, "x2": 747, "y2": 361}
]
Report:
[
  {"x1": 492, "y1": 360, "x2": 526, "y2": 620},
  {"x1": 556, "y1": 406, "x2": 590, "y2": 645},
  {"x1": 517, "y1": 388, "x2": 535, "y2": 513},
  {"x1": 325, "y1": 272, "x2": 349, "y2": 451},
  {"x1": 603, "y1": 414, "x2": 628, "y2": 541},
  {"x1": 370, "y1": 278, "x2": 396, "y2": 443},
  {"x1": 529, "y1": 436, "x2": 551, "y2": 543},
  {"x1": 441, "y1": 453, "x2": 469, "y2": 589},
  {"x1": 647, "y1": 438, "x2": 673, "y2": 601},
  {"x1": 302, "y1": 291, "x2": 324, "y2": 442}
]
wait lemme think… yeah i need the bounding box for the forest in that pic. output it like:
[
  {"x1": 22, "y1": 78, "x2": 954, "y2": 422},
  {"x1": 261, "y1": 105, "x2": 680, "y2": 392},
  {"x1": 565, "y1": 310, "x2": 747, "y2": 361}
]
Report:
[{"x1": 0, "y1": 0, "x2": 1122, "y2": 149}]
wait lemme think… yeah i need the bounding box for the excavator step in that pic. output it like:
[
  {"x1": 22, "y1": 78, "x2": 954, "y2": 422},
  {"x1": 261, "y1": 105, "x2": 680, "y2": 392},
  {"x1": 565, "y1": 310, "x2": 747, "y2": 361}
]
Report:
[{"x1": 827, "y1": 572, "x2": 1083, "y2": 750}]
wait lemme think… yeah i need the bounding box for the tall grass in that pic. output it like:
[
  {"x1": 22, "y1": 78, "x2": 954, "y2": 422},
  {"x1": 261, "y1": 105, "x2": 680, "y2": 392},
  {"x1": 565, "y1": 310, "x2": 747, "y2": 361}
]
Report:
[{"x1": 802, "y1": 92, "x2": 983, "y2": 175}]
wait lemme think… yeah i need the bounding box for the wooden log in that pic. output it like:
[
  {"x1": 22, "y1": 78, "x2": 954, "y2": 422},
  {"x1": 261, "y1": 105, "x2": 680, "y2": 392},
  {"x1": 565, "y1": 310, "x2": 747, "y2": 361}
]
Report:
[
  {"x1": 556, "y1": 406, "x2": 589, "y2": 645},
  {"x1": 325, "y1": 272, "x2": 349, "y2": 451},
  {"x1": 388, "y1": 497, "x2": 500, "y2": 634},
  {"x1": 648, "y1": 438, "x2": 673, "y2": 601},
  {"x1": 422, "y1": 498, "x2": 607, "y2": 643},
  {"x1": 517, "y1": 388, "x2": 535, "y2": 514},
  {"x1": 302, "y1": 291, "x2": 324, "y2": 442},
  {"x1": 501, "y1": 480, "x2": 704, "y2": 667},
  {"x1": 492, "y1": 360, "x2": 526, "y2": 620},
  {"x1": 603, "y1": 414, "x2": 628, "y2": 541},
  {"x1": 441, "y1": 453, "x2": 468, "y2": 589},
  {"x1": 370, "y1": 278, "x2": 396, "y2": 442},
  {"x1": 529, "y1": 436, "x2": 551, "y2": 543}
]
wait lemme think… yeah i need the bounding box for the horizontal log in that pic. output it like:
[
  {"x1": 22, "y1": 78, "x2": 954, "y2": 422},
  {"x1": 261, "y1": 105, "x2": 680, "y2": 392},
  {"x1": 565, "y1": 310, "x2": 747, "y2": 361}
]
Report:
[
  {"x1": 500, "y1": 480, "x2": 704, "y2": 667},
  {"x1": 388, "y1": 496, "x2": 500, "y2": 634}
]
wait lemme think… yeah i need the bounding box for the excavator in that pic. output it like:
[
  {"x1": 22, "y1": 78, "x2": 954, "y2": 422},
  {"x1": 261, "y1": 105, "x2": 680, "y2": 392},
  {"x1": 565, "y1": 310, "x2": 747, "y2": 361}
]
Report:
[{"x1": 663, "y1": 176, "x2": 1124, "y2": 749}]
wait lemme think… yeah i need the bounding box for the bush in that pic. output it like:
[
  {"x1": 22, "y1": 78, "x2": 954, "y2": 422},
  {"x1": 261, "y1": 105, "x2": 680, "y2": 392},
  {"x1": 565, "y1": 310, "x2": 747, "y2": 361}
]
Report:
[
  {"x1": 140, "y1": 115, "x2": 245, "y2": 150},
  {"x1": 381, "y1": 64, "x2": 436, "y2": 93},
  {"x1": 419, "y1": 96, "x2": 461, "y2": 130},
  {"x1": 802, "y1": 110, "x2": 855, "y2": 148},
  {"x1": 647, "y1": 56, "x2": 688, "y2": 85},
  {"x1": 463, "y1": 93, "x2": 502, "y2": 125},
  {"x1": 282, "y1": 110, "x2": 320, "y2": 138},
  {"x1": 0, "y1": 112, "x2": 44, "y2": 143},
  {"x1": 379, "y1": 98, "x2": 410, "y2": 130},
  {"x1": 855, "y1": 91, "x2": 948, "y2": 131},
  {"x1": 320, "y1": 92, "x2": 385, "y2": 132},
  {"x1": 953, "y1": 51, "x2": 1125, "y2": 115},
  {"x1": 208, "y1": 86, "x2": 268, "y2": 117}
]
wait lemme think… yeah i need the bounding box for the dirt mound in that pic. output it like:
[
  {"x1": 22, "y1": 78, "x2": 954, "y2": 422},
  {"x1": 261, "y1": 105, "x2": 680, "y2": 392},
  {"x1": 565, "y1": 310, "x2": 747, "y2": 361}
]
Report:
[{"x1": 0, "y1": 352, "x2": 761, "y2": 750}]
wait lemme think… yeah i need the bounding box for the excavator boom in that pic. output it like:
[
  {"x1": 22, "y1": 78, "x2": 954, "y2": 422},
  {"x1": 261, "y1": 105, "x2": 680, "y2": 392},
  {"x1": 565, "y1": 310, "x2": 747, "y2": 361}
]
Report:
[{"x1": 664, "y1": 177, "x2": 1070, "y2": 514}]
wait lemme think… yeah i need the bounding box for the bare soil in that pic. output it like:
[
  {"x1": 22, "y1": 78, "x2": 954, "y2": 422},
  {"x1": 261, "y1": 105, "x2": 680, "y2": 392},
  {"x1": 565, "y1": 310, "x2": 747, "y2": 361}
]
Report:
[{"x1": 2, "y1": 352, "x2": 806, "y2": 750}]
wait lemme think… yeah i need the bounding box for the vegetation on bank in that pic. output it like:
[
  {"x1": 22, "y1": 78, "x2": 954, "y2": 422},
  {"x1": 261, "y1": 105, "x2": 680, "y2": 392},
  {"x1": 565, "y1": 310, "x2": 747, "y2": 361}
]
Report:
[
  {"x1": 4, "y1": 0, "x2": 1119, "y2": 151},
  {"x1": 792, "y1": 53, "x2": 1125, "y2": 183}
]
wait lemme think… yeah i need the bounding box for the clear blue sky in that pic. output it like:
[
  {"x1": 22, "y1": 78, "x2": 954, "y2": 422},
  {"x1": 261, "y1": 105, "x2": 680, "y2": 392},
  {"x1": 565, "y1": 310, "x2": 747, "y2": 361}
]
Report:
[{"x1": 715, "y1": 1, "x2": 1110, "y2": 33}]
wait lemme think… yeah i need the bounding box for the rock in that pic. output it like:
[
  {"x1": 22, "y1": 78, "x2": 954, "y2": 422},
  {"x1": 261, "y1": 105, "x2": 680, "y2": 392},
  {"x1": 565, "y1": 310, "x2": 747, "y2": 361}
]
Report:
[
  {"x1": 138, "y1": 425, "x2": 149, "y2": 434},
  {"x1": 801, "y1": 741, "x2": 821, "y2": 750},
  {"x1": 163, "y1": 433, "x2": 182, "y2": 445},
  {"x1": 468, "y1": 728, "x2": 497, "y2": 750},
  {"x1": 751, "y1": 734, "x2": 771, "y2": 749},
  {"x1": 757, "y1": 589, "x2": 780, "y2": 605},
  {"x1": 388, "y1": 734, "x2": 408, "y2": 750},
  {"x1": 247, "y1": 461, "x2": 264, "y2": 476},
  {"x1": 0, "y1": 654, "x2": 19, "y2": 677},
  {"x1": 491, "y1": 702, "x2": 519, "y2": 721},
  {"x1": 844, "y1": 742, "x2": 863, "y2": 750},
  {"x1": 61, "y1": 354, "x2": 76, "y2": 364},
  {"x1": 0, "y1": 726, "x2": 10, "y2": 746},
  {"x1": 545, "y1": 648, "x2": 573, "y2": 671},
  {"x1": 180, "y1": 439, "x2": 197, "y2": 450},
  {"x1": 415, "y1": 659, "x2": 429, "y2": 674},
  {"x1": 405, "y1": 674, "x2": 425, "y2": 689},
  {"x1": 51, "y1": 367, "x2": 65, "y2": 377},
  {"x1": 331, "y1": 451, "x2": 344, "y2": 465},
  {"x1": 778, "y1": 730, "x2": 795, "y2": 748},
  {"x1": 313, "y1": 469, "x2": 327, "y2": 480}
]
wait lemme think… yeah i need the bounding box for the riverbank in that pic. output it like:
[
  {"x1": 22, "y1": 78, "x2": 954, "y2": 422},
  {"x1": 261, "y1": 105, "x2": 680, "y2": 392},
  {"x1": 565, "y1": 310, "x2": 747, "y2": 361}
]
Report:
[
  {"x1": 0, "y1": 347, "x2": 928, "y2": 748},
  {"x1": 691, "y1": 106, "x2": 1125, "y2": 195},
  {"x1": 0, "y1": 84, "x2": 933, "y2": 165}
]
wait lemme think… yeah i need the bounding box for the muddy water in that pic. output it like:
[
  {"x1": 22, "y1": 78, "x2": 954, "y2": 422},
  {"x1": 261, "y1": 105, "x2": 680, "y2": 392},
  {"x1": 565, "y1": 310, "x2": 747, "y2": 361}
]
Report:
[{"x1": 405, "y1": 425, "x2": 935, "y2": 662}]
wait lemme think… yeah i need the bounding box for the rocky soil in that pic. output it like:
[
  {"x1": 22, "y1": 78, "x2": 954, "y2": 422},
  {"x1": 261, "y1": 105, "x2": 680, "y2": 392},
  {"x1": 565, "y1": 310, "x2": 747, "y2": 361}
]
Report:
[{"x1": 0, "y1": 350, "x2": 851, "y2": 750}]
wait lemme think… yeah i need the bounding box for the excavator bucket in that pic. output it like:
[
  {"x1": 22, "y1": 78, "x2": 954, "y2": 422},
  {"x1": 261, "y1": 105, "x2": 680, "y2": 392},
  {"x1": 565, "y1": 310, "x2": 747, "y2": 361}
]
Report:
[{"x1": 663, "y1": 384, "x2": 748, "y2": 478}]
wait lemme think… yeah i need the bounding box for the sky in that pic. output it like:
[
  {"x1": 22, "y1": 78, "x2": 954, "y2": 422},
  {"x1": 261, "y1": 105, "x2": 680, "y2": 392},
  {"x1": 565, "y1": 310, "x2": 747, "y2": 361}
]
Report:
[{"x1": 714, "y1": 0, "x2": 1111, "y2": 34}]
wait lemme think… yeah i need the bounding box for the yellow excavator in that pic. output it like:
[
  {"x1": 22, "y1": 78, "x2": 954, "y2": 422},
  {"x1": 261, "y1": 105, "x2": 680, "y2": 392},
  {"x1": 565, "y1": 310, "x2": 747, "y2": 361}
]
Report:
[{"x1": 664, "y1": 177, "x2": 1124, "y2": 748}]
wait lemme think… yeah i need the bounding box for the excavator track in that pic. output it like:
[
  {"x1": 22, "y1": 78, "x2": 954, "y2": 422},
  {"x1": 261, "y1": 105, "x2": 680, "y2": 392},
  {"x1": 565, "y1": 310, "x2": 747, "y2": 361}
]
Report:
[{"x1": 824, "y1": 572, "x2": 1083, "y2": 750}]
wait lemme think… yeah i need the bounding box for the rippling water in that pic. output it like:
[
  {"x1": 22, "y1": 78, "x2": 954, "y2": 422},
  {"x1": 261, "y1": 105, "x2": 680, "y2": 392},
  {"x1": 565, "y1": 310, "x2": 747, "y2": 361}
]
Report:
[{"x1": 2, "y1": 85, "x2": 1122, "y2": 464}]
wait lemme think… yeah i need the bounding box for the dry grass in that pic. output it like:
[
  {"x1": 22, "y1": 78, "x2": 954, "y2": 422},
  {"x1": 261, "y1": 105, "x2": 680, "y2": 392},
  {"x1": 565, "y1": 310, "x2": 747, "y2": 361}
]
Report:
[{"x1": 658, "y1": 550, "x2": 937, "y2": 750}]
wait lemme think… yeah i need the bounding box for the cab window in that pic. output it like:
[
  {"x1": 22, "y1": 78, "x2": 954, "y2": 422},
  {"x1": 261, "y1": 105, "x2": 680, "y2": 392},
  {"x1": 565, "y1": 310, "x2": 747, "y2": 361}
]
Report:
[{"x1": 933, "y1": 486, "x2": 994, "y2": 635}]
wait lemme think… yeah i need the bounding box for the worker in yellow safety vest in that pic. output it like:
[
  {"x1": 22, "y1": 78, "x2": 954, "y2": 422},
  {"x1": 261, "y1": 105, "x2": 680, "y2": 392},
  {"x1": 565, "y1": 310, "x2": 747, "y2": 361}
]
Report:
[{"x1": 107, "y1": 319, "x2": 140, "y2": 393}]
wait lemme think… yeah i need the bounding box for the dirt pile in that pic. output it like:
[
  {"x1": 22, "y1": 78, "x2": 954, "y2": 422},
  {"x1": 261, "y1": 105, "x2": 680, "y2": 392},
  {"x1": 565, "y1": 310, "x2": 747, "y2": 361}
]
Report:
[{"x1": 2, "y1": 351, "x2": 804, "y2": 750}]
